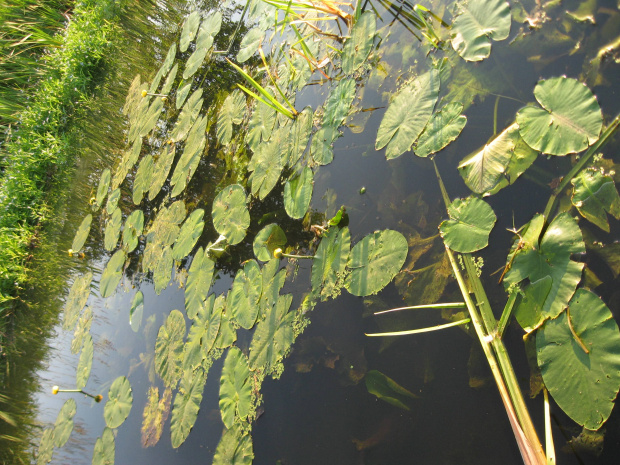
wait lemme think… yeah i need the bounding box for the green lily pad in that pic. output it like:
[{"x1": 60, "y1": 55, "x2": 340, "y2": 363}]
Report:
[
  {"x1": 63, "y1": 272, "x2": 92, "y2": 331},
  {"x1": 104, "y1": 207, "x2": 122, "y2": 252},
  {"x1": 76, "y1": 333, "x2": 93, "y2": 390},
  {"x1": 172, "y1": 209, "x2": 205, "y2": 260},
  {"x1": 148, "y1": 143, "x2": 176, "y2": 201},
  {"x1": 284, "y1": 166, "x2": 314, "y2": 220},
  {"x1": 219, "y1": 347, "x2": 252, "y2": 428},
  {"x1": 179, "y1": 11, "x2": 201, "y2": 53},
  {"x1": 215, "y1": 296, "x2": 237, "y2": 349},
  {"x1": 183, "y1": 294, "x2": 221, "y2": 371},
  {"x1": 286, "y1": 106, "x2": 313, "y2": 167},
  {"x1": 100, "y1": 250, "x2": 126, "y2": 298},
  {"x1": 183, "y1": 36, "x2": 212, "y2": 79},
  {"x1": 95, "y1": 169, "x2": 111, "y2": 208},
  {"x1": 213, "y1": 424, "x2": 254, "y2": 465},
  {"x1": 237, "y1": 27, "x2": 264, "y2": 63},
  {"x1": 138, "y1": 97, "x2": 164, "y2": 138},
  {"x1": 259, "y1": 259, "x2": 287, "y2": 319},
  {"x1": 106, "y1": 188, "x2": 120, "y2": 215},
  {"x1": 53, "y1": 398, "x2": 76, "y2": 447},
  {"x1": 155, "y1": 309, "x2": 186, "y2": 389},
  {"x1": 451, "y1": 0, "x2": 511, "y2": 62},
  {"x1": 342, "y1": 11, "x2": 376, "y2": 75},
  {"x1": 71, "y1": 306, "x2": 93, "y2": 354},
  {"x1": 246, "y1": 97, "x2": 276, "y2": 149},
  {"x1": 170, "y1": 367, "x2": 207, "y2": 448},
  {"x1": 537, "y1": 289, "x2": 620, "y2": 430},
  {"x1": 112, "y1": 139, "x2": 142, "y2": 189},
  {"x1": 161, "y1": 42, "x2": 177, "y2": 76},
  {"x1": 345, "y1": 229, "x2": 408, "y2": 296},
  {"x1": 161, "y1": 63, "x2": 178, "y2": 95},
  {"x1": 72, "y1": 214, "x2": 92, "y2": 254},
  {"x1": 415, "y1": 102, "x2": 467, "y2": 158},
  {"x1": 141, "y1": 386, "x2": 172, "y2": 448},
  {"x1": 104, "y1": 376, "x2": 133, "y2": 429},
  {"x1": 227, "y1": 259, "x2": 262, "y2": 330},
  {"x1": 571, "y1": 168, "x2": 620, "y2": 232},
  {"x1": 146, "y1": 200, "x2": 186, "y2": 249},
  {"x1": 37, "y1": 427, "x2": 54, "y2": 465},
  {"x1": 122, "y1": 210, "x2": 144, "y2": 253},
  {"x1": 375, "y1": 69, "x2": 440, "y2": 160},
  {"x1": 133, "y1": 155, "x2": 154, "y2": 205},
  {"x1": 170, "y1": 115, "x2": 208, "y2": 197},
  {"x1": 516, "y1": 77, "x2": 602, "y2": 155},
  {"x1": 185, "y1": 247, "x2": 215, "y2": 319},
  {"x1": 92, "y1": 427, "x2": 114, "y2": 465},
  {"x1": 365, "y1": 370, "x2": 418, "y2": 410},
  {"x1": 202, "y1": 10, "x2": 222, "y2": 38},
  {"x1": 217, "y1": 90, "x2": 246, "y2": 146},
  {"x1": 323, "y1": 78, "x2": 356, "y2": 127},
  {"x1": 153, "y1": 245, "x2": 174, "y2": 295},
  {"x1": 310, "y1": 126, "x2": 339, "y2": 166},
  {"x1": 514, "y1": 276, "x2": 552, "y2": 333},
  {"x1": 176, "y1": 80, "x2": 192, "y2": 110},
  {"x1": 311, "y1": 226, "x2": 350, "y2": 301},
  {"x1": 130, "y1": 291, "x2": 144, "y2": 333},
  {"x1": 253, "y1": 224, "x2": 287, "y2": 262},
  {"x1": 212, "y1": 184, "x2": 250, "y2": 245},
  {"x1": 248, "y1": 136, "x2": 284, "y2": 199},
  {"x1": 439, "y1": 197, "x2": 496, "y2": 253}
]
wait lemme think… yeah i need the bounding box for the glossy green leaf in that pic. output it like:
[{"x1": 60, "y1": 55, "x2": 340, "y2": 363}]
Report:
[
  {"x1": 176, "y1": 80, "x2": 192, "y2": 110},
  {"x1": 63, "y1": 272, "x2": 92, "y2": 331},
  {"x1": 100, "y1": 250, "x2": 126, "y2": 298},
  {"x1": 53, "y1": 398, "x2": 76, "y2": 447},
  {"x1": 227, "y1": 259, "x2": 262, "y2": 329},
  {"x1": 415, "y1": 102, "x2": 467, "y2": 158},
  {"x1": 212, "y1": 184, "x2": 250, "y2": 245},
  {"x1": 133, "y1": 156, "x2": 153, "y2": 205},
  {"x1": 95, "y1": 169, "x2": 111, "y2": 208},
  {"x1": 130, "y1": 291, "x2": 144, "y2": 333},
  {"x1": 323, "y1": 78, "x2": 356, "y2": 127},
  {"x1": 311, "y1": 226, "x2": 350, "y2": 301},
  {"x1": 516, "y1": 77, "x2": 602, "y2": 155},
  {"x1": 287, "y1": 106, "x2": 313, "y2": 167},
  {"x1": 219, "y1": 347, "x2": 252, "y2": 428},
  {"x1": 141, "y1": 386, "x2": 172, "y2": 448},
  {"x1": 104, "y1": 207, "x2": 122, "y2": 252},
  {"x1": 345, "y1": 229, "x2": 408, "y2": 296},
  {"x1": 71, "y1": 306, "x2": 92, "y2": 354},
  {"x1": 170, "y1": 367, "x2": 207, "y2": 448},
  {"x1": 37, "y1": 427, "x2": 54, "y2": 465},
  {"x1": 237, "y1": 28, "x2": 264, "y2": 63},
  {"x1": 571, "y1": 168, "x2": 620, "y2": 232},
  {"x1": 248, "y1": 137, "x2": 283, "y2": 199},
  {"x1": 155, "y1": 309, "x2": 186, "y2": 389},
  {"x1": 537, "y1": 289, "x2": 620, "y2": 430},
  {"x1": 310, "y1": 126, "x2": 339, "y2": 166},
  {"x1": 172, "y1": 209, "x2": 204, "y2": 260},
  {"x1": 259, "y1": 259, "x2": 286, "y2": 319},
  {"x1": 148, "y1": 143, "x2": 176, "y2": 201},
  {"x1": 122, "y1": 210, "x2": 144, "y2": 253},
  {"x1": 183, "y1": 295, "x2": 221, "y2": 371},
  {"x1": 215, "y1": 296, "x2": 237, "y2": 349},
  {"x1": 246, "y1": 97, "x2": 276, "y2": 149},
  {"x1": 284, "y1": 166, "x2": 313, "y2": 219},
  {"x1": 76, "y1": 333, "x2": 93, "y2": 390},
  {"x1": 365, "y1": 370, "x2": 418, "y2": 410},
  {"x1": 104, "y1": 376, "x2": 133, "y2": 429},
  {"x1": 213, "y1": 425, "x2": 254, "y2": 465},
  {"x1": 451, "y1": 0, "x2": 511, "y2": 62},
  {"x1": 170, "y1": 115, "x2": 208, "y2": 197},
  {"x1": 183, "y1": 36, "x2": 212, "y2": 79},
  {"x1": 106, "y1": 188, "x2": 120, "y2": 214},
  {"x1": 179, "y1": 11, "x2": 201, "y2": 53},
  {"x1": 253, "y1": 224, "x2": 287, "y2": 262},
  {"x1": 185, "y1": 248, "x2": 215, "y2": 319},
  {"x1": 217, "y1": 90, "x2": 246, "y2": 146},
  {"x1": 342, "y1": 11, "x2": 376, "y2": 75},
  {"x1": 375, "y1": 69, "x2": 440, "y2": 160},
  {"x1": 72, "y1": 214, "x2": 92, "y2": 253},
  {"x1": 91, "y1": 427, "x2": 114, "y2": 465},
  {"x1": 514, "y1": 276, "x2": 552, "y2": 333},
  {"x1": 153, "y1": 245, "x2": 174, "y2": 295},
  {"x1": 439, "y1": 197, "x2": 496, "y2": 253}
]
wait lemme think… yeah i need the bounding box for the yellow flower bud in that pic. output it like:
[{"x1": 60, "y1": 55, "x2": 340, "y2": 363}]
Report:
[
  {"x1": 273, "y1": 248, "x2": 283, "y2": 259},
  {"x1": 141, "y1": 90, "x2": 148, "y2": 98},
  {"x1": 52, "y1": 386, "x2": 59, "y2": 395}
]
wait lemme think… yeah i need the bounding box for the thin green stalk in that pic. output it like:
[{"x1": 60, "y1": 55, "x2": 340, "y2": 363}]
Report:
[
  {"x1": 374, "y1": 302, "x2": 466, "y2": 315},
  {"x1": 213, "y1": 0, "x2": 250, "y2": 54},
  {"x1": 543, "y1": 389, "x2": 556, "y2": 465},
  {"x1": 258, "y1": 47, "x2": 297, "y2": 113},
  {"x1": 497, "y1": 288, "x2": 519, "y2": 338},
  {"x1": 366, "y1": 318, "x2": 471, "y2": 337}
]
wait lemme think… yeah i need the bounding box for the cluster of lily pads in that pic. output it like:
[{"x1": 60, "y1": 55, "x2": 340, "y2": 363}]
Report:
[{"x1": 38, "y1": 0, "x2": 620, "y2": 463}]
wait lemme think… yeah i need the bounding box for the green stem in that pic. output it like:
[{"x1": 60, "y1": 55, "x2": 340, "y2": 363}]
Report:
[
  {"x1": 366, "y1": 318, "x2": 471, "y2": 337},
  {"x1": 497, "y1": 288, "x2": 519, "y2": 338}
]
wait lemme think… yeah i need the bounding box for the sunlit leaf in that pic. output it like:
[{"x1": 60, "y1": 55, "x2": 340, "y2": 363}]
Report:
[
  {"x1": 170, "y1": 115, "x2": 208, "y2": 197},
  {"x1": 170, "y1": 367, "x2": 207, "y2": 448},
  {"x1": 259, "y1": 259, "x2": 286, "y2": 319},
  {"x1": 176, "y1": 80, "x2": 192, "y2": 110},
  {"x1": 202, "y1": 10, "x2": 222, "y2": 38},
  {"x1": 122, "y1": 210, "x2": 144, "y2": 253},
  {"x1": 161, "y1": 63, "x2": 178, "y2": 95},
  {"x1": 179, "y1": 11, "x2": 201, "y2": 53},
  {"x1": 287, "y1": 106, "x2": 313, "y2": 167},
  {"x1": 138, "y1": 97, "x2": 164, "y2": 138},
  {"x1": 183, "y1": 294, "x2": 221, "y2": 371},
  {"x1": 219, "y1": 347, "x2": 252, "y2": 428},
  {"x1": 72, "y1": 214, "x2": 92, "y2": 253},
  {"x1": 246, "y1": 97, "x2": 276, "y2": 149},
  {"x1": 148, "y1": 143, "x2": 176, "y2": 201},
  {"x1": 112, "y1": 139, "x2": 142, "y2": 189},
  {"x1": 172, "y1": 209, "x2": 205, "y2": 260},
  {"x1": 95, "y1": 169, "x2": 111, "y2": 208},
  {"x1": 323, "y1": 78, "x2": 356, "y2": 128},
  {"x1": 212, "y1": 184, "x2": 250, "y2": 245},
  {"x1": 375, "y1": 69, "x2": 440, "y2": 160},
  {"x1": 253, "y1": 224, "x2": 287, "y2": 262},
  {"x1": 130, "y1": 291, "x2": 144, "y2": 333},
  {"x1": 342, "y1": 11, "x2": 376, "y2": 75},
  {"x1": 365, "y1": 370, "x2": 418, "y2": 410},
  {"x1": 133, "y1": 155, "x2": 153, "y2": 205},
  {"x1": 215, "y1": 296, "x2": 237, "y2": 349},
  {"x1": 103, "y1": 208, "x2": 121, "y2": 252},
  {"x1": 516, "y1": 77, "x2": 602, "y2": 155},
  {"x1": 284, "y1": 166, "x2": 314, "y2": 220},
  {"x1": 213, "y1": 425, "x2": 254, "y2": 465},
  {"x1": 185, "y1": 248, "x2": 215, "y2": 319},
  {"x1": 36, "y1": 427, "x2": 54, "y2": 465},
  {"x1": 415, "y1": 102, "x2": 467, "y2": 158},
  {"x1": 311, "y1": 226, "x2": 350, "y2": 301},
  {"x1": 155, "y1": 309, "x2": 186, "y2": 389},
  {"x1": 100, "y1": 250, "x2": 126, "y2": 298},
  {"x1": 104, "y1": 376, "x2": 133, "y2": 429},
  {"x1": 537, "y1": 289, "x2": 620, "y2": 430},
  {"x1": 53, "y1": 398, "x2": 76, "y2": 447},
  {"x1": 310, "y1": 126, "x2": 339, "y2": 166},
  {"x1": 91, "y1": 427, "x2": 114, "y2": 465},
  {"x1": 439, "y1": 197, "x2": 496, "y2": 253},
  {"x1": 76, "y1": 333, "x2": 93, "y2": 390},
  {"x1": 237, "y1": 28, "x2": 264, "y2": 63},
  {"x1": 571, "y1": 168, "x2": 620, "y2": 232},
  {"x1": 71, "y1": 306, "x2": 92, "y2": 354},
  {"x1": 106, "y1": 188, "x2": 120, "y2": 214},
  {"x1": 183, "y1": 35, "x2": 212, "y2": 79},
  {"x1": 217, "y1": 90, "x2": 246, "y2": 146},
  {"x1": 248, "y1": 136, "x2": 283, "y2": 199},
  {"x1": 153, "y1": 245, "x2": 174, "y2": 295},
  {"x1": 227, "y1": 259, "x2": 262, "y2": 329},
  {"x1": 141, "y1": 386, "x2": 172, "y2": 448},
  {"x1": 161, "y1": 42, "x2": 177, "y2": 77},
  {"x1": 63, "y1": 272, "x2": 92, "y2": 331},
  {"x1": 514, "y1": 276, "x2": 552, "y2": 333}
]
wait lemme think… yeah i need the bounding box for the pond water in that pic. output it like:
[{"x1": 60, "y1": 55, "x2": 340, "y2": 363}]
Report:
[{"x1": 20, "y1": 0, "x2": 620, "y2": 464}]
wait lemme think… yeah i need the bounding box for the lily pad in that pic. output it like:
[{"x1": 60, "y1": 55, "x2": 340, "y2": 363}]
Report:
[
  {"x1": 345, "y1": 229, "x2": 408, "y2": 296},
  {"x1": 237, "y1": 28, "x2": 264, "y2": 63},
  {"x1": 106, "y1": 188, "x2": 120, "y2": 214},
  {"x1": 100, "y1": 250, "x2": 126, "y2": 298},
  {"x1": 451, "y1": 0, "x2": 511, "y2": 62},
  {"x1": 213, "y1": 425, "x2": 254, "y2": 465},
  {"x1": 217, "y1": 90, "x2": 246, "y2": 146},
  {"x1": 95, "y1": 169, "x2": 111, "y2": 208},
  {"x1": 148, "y1": 143, "x2": 176, "y2": 201},
  {"x1": 172, "y1": 209, "x2": 205, "y2": 260},
  {"x1": 249, "y1": 136, "x2": 283, "y2": 199},
  {"x1": 215, "y1": 296, "x2": 237, "y2": 350},
  {"x1": 37, "y1": 427, "x2": 54, "y2": 465},
  {"x1": 179, "y1": 11, "x2": 201, "y2": 53},
  {"x1": 202, "y1": 10, "x2": 222, "y2": 38},
  {"x1": 72, "y1": 214, "x2": 92, "y2": 254},
  {"x1": 63, "y1": 272, "x2": 92, "y2": 331},
  {"x1": 170, "y1": 367, "x2": 207, "y2": 448},
  {"x1": 153, "y1": 245, "x2": 174, "y2": 295},
  {"x1": 104, "y1": 376, "x2": 133, "y2": 429},
  {"x1": 311, "y1": 226, "x2": 351, "y2": 301},
  {"x1": 212, "y1": 184, "x2": 250, "y2": 245},
  {"x1": 246, "y1": 97, "x2": 276, "y2": 149},
  {"x1": 176, "y1": 80, "x2": 192, "y2": 110},
  {"x1": 259, "y1": 259, "x2": 287, "y2": 319},
  {"x1": 342, "y1": 11, "x2": 376, "y2": 75},
  {"x1": 286, "y1": 106, "x2": 313, "y2": 167},
  {"x1": 415, "y1": 102, "x2": 467, "y2": 158},
  {"x1": 122, "y1": 210, "x2": 144, "y2": 253},
  {"x1": 514, "y1": 276, "x2": 552, "y2": 333},
  {"x1": 571, "y1": 168, "x2": 620, "y2": 232},
  {"x1": 183, "y1": 294, "x2": 221, "y2": 371},
  {"x1": 323, "y1": 78, "x2": 356, "y2": 128},
  {"x1": 141, "y1": 386, "x2": 172, "y2": 448},
  {"x1": 133, "y1": 155, "x2": 153, "y2": 205},
  {"x1": 365, "y1": 370, "x2": 418, "y2": 410},
  {"x1": 155, "y1": 309, "x2": 186, "y2": 389},
  {"x1": 185, "y1": 248, "x2": 215, "y2": 319},
  {"x1": 516, "y1": 77, "x2": 602, "y2": 155},
  {"x1": 227, "y1": 259, "x2": 262, "y2": 329},
  {"x1": 537, "y1": 289, "x2": 620, "y2": 430},
  {"x1": 253, "y1": 224, "x2": 287, "y2": 262},
  {"x1": 130, "y1": 291, "x2": 144, "y2": 333},
  {"x1": 76, "y1": 333, "x2": 93, "y2": 390},
  {"x1": 170, "y1": 115, "x2": 208, "y2": 197},
  {"x1": 92, "y1": 427, "x2": 114, "y2": 465},
  {"x1": 375, "y1": 69, "x2": 440, "y2": 160},
  {"x1": 161, "y1": 63, "x2": 178, "y2": 95},
  {"x1": 104, "y1": 207, "x2": 122, "y2": 252},
  {"x1": 439, "y1": 197, "x2": 496, "y2": 253},
  {"x1": 71, "y1": 306, "x2": 93, "y2": 354},
  {"x1": 310, "y1": 126, "x2": 339, "y2": 166},
  {"x1": 183, "y1": 36, "x2": 212, "y2": 79},
  {"x1": 219, "y1": 347, "x2": 252, "y2": 428},
  {"x1": 284, "y1": 166, "x2": 313, "y2": 220},
  {"x1": 53, "y1": 398, "x2": 76, "y2": 447}
]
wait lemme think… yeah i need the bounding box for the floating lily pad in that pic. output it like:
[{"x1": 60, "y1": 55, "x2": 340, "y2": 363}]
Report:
[
  {"x1": 375, "y1": 69, "x2": 440, "y2": 160},
  {"x1": 537, "y1": 289, "x2": 620, "y2": 430},
  {"x1": 213, "y1": 424, "x2": 254, "y2": 465},
  {"x1": 287, "y1": 106, "x2": 313, "y2": 167},
  {"x1": 161, "y1": 63, "x2": 178, "y2": 95},
  {"x1": 248, "y1": 136, "x2": 283, "y2": 199},
  {"x1": 202, "y1": 10, "x2": 222, "y2": 38},
  {"x1": 342, "y1": 11, "x2": 376, "y2": 75},
  {"x1": 284, "y1": 166, "x2": 314, "y2": 220},
  {"x1": 365, "y1": 370, "x2": 418, "y2": 410},
  {"x1": 311, "y1": 226, "x2": 350, "y2": 301},
  {"x1": 215, "y1": 297, "x2": 237, "y2": 350},
  {"x1": 104, "y1": 376, "x2": 133, "y2": 429},
  {"x1": 130, "y1": 291, "x2": 144, "y2": 333},
  {"x1": 217, "y1": 90, "x2": 246, "y2": 146},
  {"x1": 451, "y1": 0, "x2": 511, "y2": 62},
  {"x1": 345, "y1": 229, "x2": 408, "y2": 296},
  {"x1": 112, "y1": 139, "x2": 142, "y2": 189},
  {"x1": 237, "y1": 28, "x2": 264, "y2": 63},
  {"x1": 104, "y1": 208, "x2": 122, "y2": 252},
  {"x1": 100, "y1": 250, "x2": 126, "y2": 298},
  {"x1": 176, "y1": 80, "x2": 192, "y2": 110},
  {"x1": 95, "y1": 169, "x2": 111, "y2": 208},
  {"x1": 71, "y1": 306, "x2": 92, "y2": 354},
  {"x1": 185, "y1": 248, "x2": 215, "y2": 319},
  {"x1": 246, "y1": 97, "x2": 276, "y2": 149},
  {"x1": 153, "y1": 245, "x2": 174, "y2": 295},
  {"x1": 172, "y1": 209, "x2": 205, "y2": 260},
  {"x1": 72, "y1": 214, "x2": 92, "y2": 254},
  {"x1": 170, "y1": 115, "x2": 208, "y2": 197},
  {"x1": 183, "y1": 294, "x2": 221, "y2": 371},
  {"x1": 227, "y1": 259, "x2": 262, "y2": 329},
  {"x1": 439, "y1": 197, "x2": 496, "y2": 253},
  {"x1": 92, "y1": 427, "x2": 114, "y2": 465},
  {"x1": 133, "y1": 155, "x2": 153, "y2": 205},
  {"x1": 516, "y1": 77, "x2": 602, "y2": 155},
  {"x1": 76, "y1": 333, "x2": 93, "y2": 390},
  {"x1": 122, "y1": 210, "x2": 144, "y2": 253},
  {"x1": 219, "y1": 347, "x2": 252, "y2": 428},
  {"x1": 53, "y1": 398, "x2": 76, "y2": 447},
  {"x1": 253, "y1": 224, "x2": 287, "y2": 262},
  {"x1": 415, "y1": 102, "x2": 467, "y2": 158},
  {"x1": 63, "y1": 272, "x2": 92, "y2": 331},
  {"x1": 106, "y1": 188, "x2": 120, "y2": 214},
  {"x1": 139, "y1": 97, "x2": 164, "y2": 138},
  {"x1": 170, "y1": 368, "x2": 207, "y2": 448},
  {"x1": 514, "y1": 276, "x2": 552, "y2": 333},
  {"x1": 141, "y1": 386, "x2": 172, "y2": 448},
  {"x1": 155, "y1": 309, "x2": 186, "y2": 389},
  {"x1": 180, "y1": 11, "x2": 201, "y2": 53},
  {"x1": 323, "y1": 78, "x2": 356, "y2": 128},
  {"x1": 310, "y1": 126, "x2": 339, "y2": 166},
  {"x1": 183, "y1": 37, "x2": 212, "y2": 79},
  {"x1": 37, "y1": 427, "x2": 54, "y2": 465},
  {"x1": 148, "y1": 143, "x2": 176, "y2": 201},
  {"x1": 571, "y1": 168, "x2": 620, "y2": 232},
  {"x1": 212, "y1": 184, "x2": 250, "y2": 245}
]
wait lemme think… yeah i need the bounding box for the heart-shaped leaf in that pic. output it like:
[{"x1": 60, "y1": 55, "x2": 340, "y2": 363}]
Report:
[
  {"x1": 53, "y1": 398, "x2": 76, "y2": 447},
  {"x1": 185, "y1": 247, "x2": 215, "y2": 319},
  {"x1": 133, "y1": 155, "x2": 153, "y2": 205},
  {"x1": 153, "y1": 245, "x2": 174, "y2": 295},
  {"x1": 212, "y1": 184, "x2": 250, "y2": 245},
  {"x1": 183, "y1": 294, "x2": 221, "y2": 371},
  {"x1": 37, "y1": 427, "x2": 54, "y2": 465},
  {"x1": 439, "y1": 197, "x2": 496, "y2": 253},
  {"x1": 310, "y1": 125, "x2": 339, "y2": 166},
  {"x1": 155, "y1": 309, "x2": 186, "y2": 389},
  {"x1": 323, "y1": 78, "x2": 356, "y2": 128},
  {"x1": 227, "y1": 259, "x2": 262, "y2": 329},
  {"x1": 95, "y1": 169, "x2": 111, "y2": 208},
  {"x1": 104, "y1": 208, "x2": 122, "y2": 252},
  {"x1": 219, "y1": 347, "x2": 252, "y2": 428},
  {"x1": 104, "y1": 376, "x2": 133, "y2": 429},
  {"x1": 342, "y1": 11, "x2": 376, "y2": 75},
  {"x1": 71, "y1": 306, "x2": 92, "y2": 354},
  {"x1": 100, "y1": 250, "x2": 126, "y2": 298},
  {"x1": 365, "y1": 370, "x2": 418, "y2": 410},
  {"x1": 246, "y1": 97, "x2": 276, "y2": 149},
  {"x1": 237, "y1": 28, "x2": 264, "y2": 63},
  {"x1": 213, "y1": 424, "x2": 254, "y2": 465},
  {"x1": 72, "y1": 214, "x2": 92, "y2": 253},
  {"x1": 172, "y1": 209, "x2": 205, "y2": 260},
  {"x1": 217, "y1": 90, "x2": 246, "y2": 146},
  {"x1": 170, "y1": 89, "x2": 204, "y2": 143},
  {"x1": 286, "y1": 106, "x2": 313, "y2": 167},
  {"x1": 571, "y1": 168, "x2": 620, "y2": 232},
  {"x1": 130, "y1": 291, "x2": 144, "y2": 333},
  {"x1": 179, "y1": 11, "x2": 201, "y2": 53},
  {"x1": 248, "y1": 137, "x2": 283, "y2": 199},
  {"x1": 311, "y1": 226, "x2": 350, "y2": 301},
  {"x1": 170, "y1": 115, "x2": 208, "y2": 197},
  {"x1": 284, "y1": 166, "x2": 314, "y2": 219},
  {"x1": 253, "y1": 224, "x2": 287, "y2": 262},
  {"x1": 91, "y1": 427, "x2": 114, "y2": 465},
  {"x1": 148, "y1": 143, "x2": 176, "y2": 201},
  {"x1": 122, "y1": 210, "x2": 144, "y2": 253},
  {"x1": 63, "y1": 272, "x2": 92, "y2": 331},
  {"x1": 415, "y1": 102, "x2": 467, "y2": 158},
  {"x1": 170, "y1": 367, "x2": 207, "y2": 448},
  {"x1": 76, "y1": 333, "x2": 93, "y2": 389}
]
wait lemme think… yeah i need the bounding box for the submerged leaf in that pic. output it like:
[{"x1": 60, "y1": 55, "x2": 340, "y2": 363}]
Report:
[
  {"x1": 212, "y1": 184, "x2": 250, "y2": 245},
  {"x1": 365, "y1": 370, "x2": 418, "y2": 410},
  {"x1": 104, "y1": 376, "x2": 133, "y2": 429},
  {"x1": 219, "y1": 347, "x2": 252, "y2": 428},
  {"x1": 170, "y1": 368, "x2": 207, "y2": 448},
  {"x1": 71, "y1": 306, "x2": 93, "y2": 354},
  {"x1": 415, "y1": 102, "x2": 467, "y2": 158},
  {"x1": 439, "y1": 197, "x2": 496, "y2": 253},
  {"x1": 155, "y1": 309, "x2": 186, "y2": 389},
  {"x1": 72, "y1": 214, "x2": 92, "y2": 254},
  {"x1": 571, "y1": 168, "x2": 620, "y2": 232},
  {"x1": 141, "y1": 386, "x2": 172, "y2": 448},
  {"x1": 130, "y1": 291, "x2": 144, "y2": 333}
]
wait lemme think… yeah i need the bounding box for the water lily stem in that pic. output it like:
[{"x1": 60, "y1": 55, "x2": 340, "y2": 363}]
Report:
[{"x1": 52, "y1": 386, "x2": 102, "y2": 402}]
